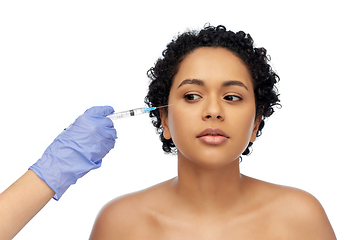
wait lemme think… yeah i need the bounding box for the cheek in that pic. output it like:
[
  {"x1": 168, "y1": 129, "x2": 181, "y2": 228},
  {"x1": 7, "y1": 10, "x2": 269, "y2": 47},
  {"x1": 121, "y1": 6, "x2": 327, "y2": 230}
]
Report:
[
  {"x1": 230, "y1": 107, "x2": 257, "y2": 142},
  {"x1": 167, "y1": 107, "x2": 195, "y2": 148}
]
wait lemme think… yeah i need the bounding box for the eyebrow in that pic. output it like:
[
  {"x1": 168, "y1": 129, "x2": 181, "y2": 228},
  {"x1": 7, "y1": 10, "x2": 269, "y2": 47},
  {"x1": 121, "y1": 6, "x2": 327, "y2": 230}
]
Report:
[
  {"x1": 177, "y1": 78, "x2": 249, "y2": 91},
  {"x1": 222, "y1": 80, "x2": 249, "y2": 91},
  {"x1": 177, "y1": 79, "x2": 204, "y2": 88}
]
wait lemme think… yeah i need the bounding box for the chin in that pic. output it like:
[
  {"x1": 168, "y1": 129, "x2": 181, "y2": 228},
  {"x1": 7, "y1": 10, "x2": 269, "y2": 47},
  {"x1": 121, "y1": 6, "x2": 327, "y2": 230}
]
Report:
[
  {"x1": 177, "y1": 147, "x2": 243, "y2": 169},
  {"x1": 192, "y1": 155, "x2": 241, "y2": 170}
]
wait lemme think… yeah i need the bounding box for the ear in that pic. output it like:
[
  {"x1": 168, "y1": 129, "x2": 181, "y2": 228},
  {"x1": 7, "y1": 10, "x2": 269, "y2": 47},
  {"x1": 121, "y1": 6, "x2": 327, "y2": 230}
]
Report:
[
  {"x1": 250, "y1": 115, "x2": 262, "y2": 142},
  {"x1": 160, "y1": 109, "x2": 171, "y2": 140}
]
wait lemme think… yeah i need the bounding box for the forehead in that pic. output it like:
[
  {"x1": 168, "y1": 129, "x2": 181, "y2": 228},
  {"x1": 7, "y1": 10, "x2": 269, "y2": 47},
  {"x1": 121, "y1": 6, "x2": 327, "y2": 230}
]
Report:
[{"x1": 173, "y1": 47, "x2": 253, "y2": 89}]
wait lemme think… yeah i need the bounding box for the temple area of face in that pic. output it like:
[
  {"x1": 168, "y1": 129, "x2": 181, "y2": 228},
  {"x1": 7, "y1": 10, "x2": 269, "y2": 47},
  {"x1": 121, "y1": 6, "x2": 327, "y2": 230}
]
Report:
[{"x1": 177, "y1": 78, "x2": 249, "y2": 91}]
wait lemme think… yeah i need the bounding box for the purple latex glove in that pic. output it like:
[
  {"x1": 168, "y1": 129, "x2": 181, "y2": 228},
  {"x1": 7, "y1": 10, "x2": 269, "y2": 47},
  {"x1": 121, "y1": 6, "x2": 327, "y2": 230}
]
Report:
[{"x1": 30, "y1": 106, "x2": 117, "y2": 200}]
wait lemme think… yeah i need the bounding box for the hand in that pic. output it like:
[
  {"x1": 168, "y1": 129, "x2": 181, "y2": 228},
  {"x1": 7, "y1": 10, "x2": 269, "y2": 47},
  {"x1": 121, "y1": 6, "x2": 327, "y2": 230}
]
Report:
[{"x1": 30, "y1": 106, "x2": 117, "y2": 200}]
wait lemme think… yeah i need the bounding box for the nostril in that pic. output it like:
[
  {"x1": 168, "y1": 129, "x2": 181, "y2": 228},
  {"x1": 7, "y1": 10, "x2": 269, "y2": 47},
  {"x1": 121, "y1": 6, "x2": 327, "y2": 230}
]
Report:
[{"x1": 206, "y1": 115, "x2": 211, "y2": 119}]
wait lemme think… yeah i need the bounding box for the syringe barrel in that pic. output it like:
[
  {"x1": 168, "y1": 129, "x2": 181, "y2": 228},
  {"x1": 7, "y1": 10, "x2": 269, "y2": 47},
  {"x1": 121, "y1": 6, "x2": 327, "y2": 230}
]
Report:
[{"x1": 107, "y1": 108, "x2": 146, "y2": 120}]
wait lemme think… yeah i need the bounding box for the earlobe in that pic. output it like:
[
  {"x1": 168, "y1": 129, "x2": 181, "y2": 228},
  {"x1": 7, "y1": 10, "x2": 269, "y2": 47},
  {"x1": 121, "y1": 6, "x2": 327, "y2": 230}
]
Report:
[
  {"x1": 250, "y1": 116, "x2": 262, "y2": 142},
  {"x1": 160, "y1": 109, "x2": 171, "y2": 140},
  {"x1": 163, "y1": 126, "x2": 171, "y2": 140}
]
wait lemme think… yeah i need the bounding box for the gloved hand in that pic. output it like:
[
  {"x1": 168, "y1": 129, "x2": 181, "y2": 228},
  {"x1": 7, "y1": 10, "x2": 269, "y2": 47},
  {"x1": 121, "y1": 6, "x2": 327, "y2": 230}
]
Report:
[{"x1": 30, "y1": 106, "x2": 117, "y2": 200}]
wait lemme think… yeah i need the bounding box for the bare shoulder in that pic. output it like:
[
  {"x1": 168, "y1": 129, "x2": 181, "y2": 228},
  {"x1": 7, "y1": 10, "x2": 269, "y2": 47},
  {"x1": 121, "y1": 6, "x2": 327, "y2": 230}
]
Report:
[
  {"x1": 280, "y1": 187, "x2": 336, "y2": 239},
  {"x1": 243, "y1": 175, "x2": 337, "y2": 239},
  {"x1": 89, "y1": 179, "x2": 173, "y2": 240}
]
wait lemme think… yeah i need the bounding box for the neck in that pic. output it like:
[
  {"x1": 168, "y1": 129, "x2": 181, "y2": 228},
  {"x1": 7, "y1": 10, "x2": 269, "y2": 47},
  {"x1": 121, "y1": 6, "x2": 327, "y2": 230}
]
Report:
[{"x1": 172, "y1": 153, "x2": 245, "y2": 214}]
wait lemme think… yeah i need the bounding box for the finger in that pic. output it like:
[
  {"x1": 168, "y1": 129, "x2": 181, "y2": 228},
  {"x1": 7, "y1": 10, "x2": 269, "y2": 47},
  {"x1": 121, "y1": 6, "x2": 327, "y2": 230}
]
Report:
[
  {"x1": 85, "y1": 106, "x2": 115, "y2": 117},
  {"x1": 91, "y1": 115, "x2": 114, "y2": 128}
]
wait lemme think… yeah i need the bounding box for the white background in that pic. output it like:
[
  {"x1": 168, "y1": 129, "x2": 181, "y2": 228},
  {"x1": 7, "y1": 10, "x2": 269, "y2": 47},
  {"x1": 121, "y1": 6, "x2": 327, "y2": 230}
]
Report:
[{"x1": 0, "y1": 0, "x2": 359, "y2": 239}]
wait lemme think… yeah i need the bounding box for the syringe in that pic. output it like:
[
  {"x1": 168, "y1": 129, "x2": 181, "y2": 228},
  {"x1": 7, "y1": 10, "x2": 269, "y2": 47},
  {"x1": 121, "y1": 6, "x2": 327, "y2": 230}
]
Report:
[{"x1": 107, "y1": 104, "x2": 172, "y2": 120}]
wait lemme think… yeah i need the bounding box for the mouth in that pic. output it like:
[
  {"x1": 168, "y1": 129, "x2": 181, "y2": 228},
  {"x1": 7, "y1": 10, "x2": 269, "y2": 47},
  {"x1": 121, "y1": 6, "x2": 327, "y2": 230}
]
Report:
[{"x1": 197, "y1": 128, "x2": 229, "y2": 145}]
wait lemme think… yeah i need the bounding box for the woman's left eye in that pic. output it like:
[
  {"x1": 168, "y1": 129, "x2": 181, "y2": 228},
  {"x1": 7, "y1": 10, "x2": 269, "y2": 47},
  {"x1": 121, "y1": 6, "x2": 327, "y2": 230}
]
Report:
[
  {"x1": 224, "y1": 95, "x2": 242, "y2": 101},
  {"x1": 184, "y1": 93, "x2": 201, "y2": 101}
]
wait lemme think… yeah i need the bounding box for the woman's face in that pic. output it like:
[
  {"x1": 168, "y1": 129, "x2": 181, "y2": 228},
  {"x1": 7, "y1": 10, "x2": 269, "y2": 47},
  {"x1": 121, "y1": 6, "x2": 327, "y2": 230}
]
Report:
[{"x1": 161, "y1": 47, "x2": 260, "y2": 169}]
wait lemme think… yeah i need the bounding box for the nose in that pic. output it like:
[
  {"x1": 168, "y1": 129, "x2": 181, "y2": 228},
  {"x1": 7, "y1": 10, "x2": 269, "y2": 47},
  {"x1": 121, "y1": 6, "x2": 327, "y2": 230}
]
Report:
[{"x1": 202, "y1": 97, "x2": 224, "y2": 121}]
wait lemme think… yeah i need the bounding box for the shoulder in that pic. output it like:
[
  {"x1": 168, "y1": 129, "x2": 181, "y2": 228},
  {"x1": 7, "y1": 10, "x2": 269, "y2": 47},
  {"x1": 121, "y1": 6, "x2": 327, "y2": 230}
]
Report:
[
  {"x1": 277, "y1": 187, "x2": 336, "y2": 239},
  {"x1": 243, "y1": 176, "x2": 336, "y2": 239},
  {"x1": 89, "y1": 179, "x2": 173, "y2": 240}
]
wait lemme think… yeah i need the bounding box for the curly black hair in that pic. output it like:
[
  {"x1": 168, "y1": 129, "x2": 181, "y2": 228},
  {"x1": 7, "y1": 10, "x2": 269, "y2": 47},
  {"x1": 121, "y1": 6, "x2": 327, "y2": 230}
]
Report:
[{"x1": 145, "y1": 24, "x2": 280, "y2": 155}]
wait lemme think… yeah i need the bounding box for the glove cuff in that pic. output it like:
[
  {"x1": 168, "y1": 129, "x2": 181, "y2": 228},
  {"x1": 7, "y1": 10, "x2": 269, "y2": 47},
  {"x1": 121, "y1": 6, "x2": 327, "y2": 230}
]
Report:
[{"x1": 30, "y1": 155, "x2": 102, "y2": 201}]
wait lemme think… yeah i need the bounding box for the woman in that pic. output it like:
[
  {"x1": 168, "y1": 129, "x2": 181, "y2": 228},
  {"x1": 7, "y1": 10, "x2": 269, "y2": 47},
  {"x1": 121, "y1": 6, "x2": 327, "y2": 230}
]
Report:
[
  {"x1": 89, "y1": 25, "x2": 336, "y2": 239},
  {"x1": 0, "y1": 25, "x2": 336, "y2": 240}
]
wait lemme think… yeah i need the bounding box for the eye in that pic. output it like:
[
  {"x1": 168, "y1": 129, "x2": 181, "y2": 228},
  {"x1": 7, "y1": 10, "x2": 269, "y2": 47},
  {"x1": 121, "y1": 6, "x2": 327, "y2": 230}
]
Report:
[
  {"x1": 224, "y1": 95, "x2": 242, "y2": 101},
  {"x1": 184, "y1": 93, "x2": 201, "y2": 102}
]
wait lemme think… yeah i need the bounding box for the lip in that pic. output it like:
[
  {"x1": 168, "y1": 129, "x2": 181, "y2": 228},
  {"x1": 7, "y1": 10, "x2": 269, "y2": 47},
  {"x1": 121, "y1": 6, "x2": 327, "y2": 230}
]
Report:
[{"x1": 197, "y1": 128, "x2": 229, "y2": 145}]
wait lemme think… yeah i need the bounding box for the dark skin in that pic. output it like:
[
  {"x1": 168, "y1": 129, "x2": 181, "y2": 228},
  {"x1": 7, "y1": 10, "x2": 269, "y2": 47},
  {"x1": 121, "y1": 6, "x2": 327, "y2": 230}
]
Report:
[{"x1": 90, "y1": 47, "x2": 336, "y2": 239}]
